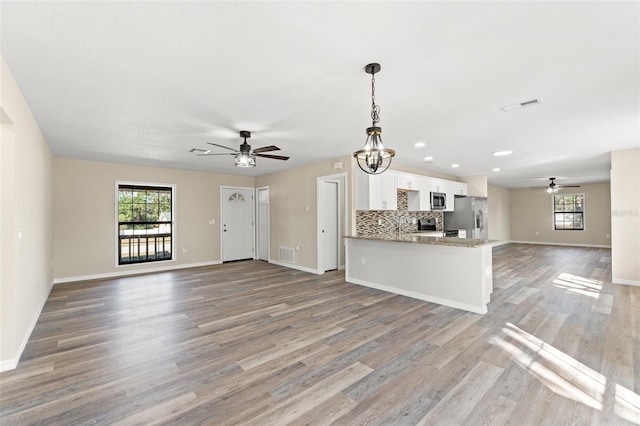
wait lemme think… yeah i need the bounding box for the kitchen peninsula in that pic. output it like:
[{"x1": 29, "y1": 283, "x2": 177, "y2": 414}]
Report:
[{"x1": 344, "y1": 234, "x2": 493, "y2": 314}]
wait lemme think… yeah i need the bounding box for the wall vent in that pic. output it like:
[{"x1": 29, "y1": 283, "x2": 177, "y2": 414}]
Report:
[
  {"x1": 279, "y1": 247, "x2": 295, "y2": 263},
  {"x1": 500, "y1": 98, "x2": 541, "y2": 112}
]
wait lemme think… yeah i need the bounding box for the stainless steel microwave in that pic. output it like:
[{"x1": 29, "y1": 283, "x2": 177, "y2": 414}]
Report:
[{"x1": 430, "y1": 192, "x2": 446, "y2": 210}]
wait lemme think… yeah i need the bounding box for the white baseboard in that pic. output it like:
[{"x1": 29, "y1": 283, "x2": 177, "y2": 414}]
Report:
[
  {"x1": 53, "y1": 260, "x2": 223, "y2": 284},
  {"x1": 0, "y1": 358, "x2": 18, "y2": 372},
  {"x1": 346, "y1": 276, "x2": 487, "y2": 315},
  {"x1": 509, "y1": 240, "x2": 611, "y2": 249},
  {"x1": 269, "y1": 260, "x2": 322, "y2": 275},
  {"x1": 490, "y1": 240, "x2": 511, "y2": 247},
  {"x1": 0, "y1": 285, "x2": 51, "y2": 372},
  {"x1": 613, "y1": 278, "x2": 640, "y2": 286}
]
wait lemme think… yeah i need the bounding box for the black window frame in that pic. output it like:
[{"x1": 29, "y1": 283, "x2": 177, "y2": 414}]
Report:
[
  {"x1": 117, "y1": 183, "x2": 174, "y2": 265},
  {"x1": 553, "y1": 193, "x2": 585, "y2": 231}
]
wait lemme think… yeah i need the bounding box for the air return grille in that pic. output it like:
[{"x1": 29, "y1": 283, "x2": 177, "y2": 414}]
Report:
[{"x1": 279, "y1": 247, "x2": 295, "y2": 263}]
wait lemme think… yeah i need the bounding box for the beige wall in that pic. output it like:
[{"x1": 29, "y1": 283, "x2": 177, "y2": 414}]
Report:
[
  {"x1": 53, "y1": 158, "x2": 254, "y2": 280},
  {"x1": 1, "y1": 57, "x2": 55, "y2": 370},
  {"x1": 256, "y1": 156, "x2": 352, "y2": 272},
  {"x1": 487, "y1": 184, "x2": 511, "y2": 241},
  {"x1": 610, "y1": 148, "x2": 640, "y2": 285},
  {"x1": 460, "y1": 175, "x2": 488, "y2": 197},
  {"x1": 510, "y1": 182, "x2": 611, "y2": 246}
]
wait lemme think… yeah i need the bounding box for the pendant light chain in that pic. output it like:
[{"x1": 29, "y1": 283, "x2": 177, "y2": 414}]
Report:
[
  {"x1": 370, "y1": 71, "x2": 380, "y2": 126},
  {"x1": 353, "y1": 62, "x2": 395, "y2": 175}
]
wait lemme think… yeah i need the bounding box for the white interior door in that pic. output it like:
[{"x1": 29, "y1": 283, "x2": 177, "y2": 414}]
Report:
[
  {"x1": 257, "y1": 187, "x2": 269, "y2": 261},
  {"x1": 320, "y1": 181, "x2": 339, "y2": 271},
  {"x1": 221, "y1": 187, "x2": 254, "y2": 262}
]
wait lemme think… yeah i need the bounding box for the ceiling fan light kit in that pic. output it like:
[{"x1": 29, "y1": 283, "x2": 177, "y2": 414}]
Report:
[
  {"x1": 193, "y1": 130, "x2": 289, "y2": 168},
  {"x1": 235, "y1": 131, "x2": 256, "y2": 168},
  {"x1": 546, "y1": 177, "x2": 580, "y2": 193},
  {"x1": 354, "y1": 63, "x2": 396, "y2": 175}
]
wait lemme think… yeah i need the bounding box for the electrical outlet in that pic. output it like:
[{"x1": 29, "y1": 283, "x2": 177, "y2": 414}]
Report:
[
  {"x1": 378, "y1": 218, "x2": 382, "y2": 225},
  {"x1": 209, "y1": 218, "x2": 215, "y2": 225},
  {"x1": 182, "y1": 247, "x2": 187, "y2": 253},
  {"x1": 360, "y1": 257, "x2": 366, "y2": 265}
]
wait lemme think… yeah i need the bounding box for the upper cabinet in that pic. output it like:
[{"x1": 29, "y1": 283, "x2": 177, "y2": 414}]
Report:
[
  {"x1": 407, "y1": 178, "x2": 431, "y2": 211},
  {"x1": 355, "y1": 171, "x2": 398, "y2": 210},
  {"x1": 397, "y1": 174, "x2": 420, "y2": 191},
  {"x1": 448, "y1": 181, "x2": 468, "y2": 197},
  {"x1": 430, "y1": 180, "x2": 445, "y2": 193},
  {"x1": 440, "y1": 180, "x2": 468, "y2": 211},
  {"x1": 355, "y1": 170, "x2": 468, "y2": 212}
]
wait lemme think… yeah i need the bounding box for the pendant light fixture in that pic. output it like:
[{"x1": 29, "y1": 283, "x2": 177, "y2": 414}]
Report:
[{"x1": 353, "y1": 63, "x2": 395, "y2": 174}]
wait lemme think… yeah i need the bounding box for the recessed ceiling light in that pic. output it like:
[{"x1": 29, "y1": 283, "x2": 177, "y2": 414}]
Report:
[
  {"x1": 492, "y1": 150, "x2": 513, "y2": 156},
  {"x1": 424, "y1": 156, "x2": 433, "y2": 162},
  {"x1": 451, "y1": 164, "x2": 460, "y2": 168},
  {"x1": 493, "y1": 168, "x2": 501, "y2": 172},
  {"x1": 414, "y1": 142, "x2": 425, "y2": 148}
]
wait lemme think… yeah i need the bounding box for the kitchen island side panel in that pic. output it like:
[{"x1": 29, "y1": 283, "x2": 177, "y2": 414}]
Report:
[{"x1": 345, "y1": 238, "x2": 492, "y2": 314}]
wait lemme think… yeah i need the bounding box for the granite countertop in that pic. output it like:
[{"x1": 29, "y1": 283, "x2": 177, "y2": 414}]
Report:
[{"x1": 344, "y1": 234, "x2": 493, "y2": 248}]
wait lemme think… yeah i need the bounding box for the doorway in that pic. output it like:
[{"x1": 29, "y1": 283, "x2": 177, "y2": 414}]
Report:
[
  {"x1": 256, "y1": 187, "x2": 269, "y2": 261},
  {"x1": 317, "y1": 173, "x2": 347, "y2": 273},
  {"x1": 221, "y1": 187, "x2": 254, "y2": 262}
]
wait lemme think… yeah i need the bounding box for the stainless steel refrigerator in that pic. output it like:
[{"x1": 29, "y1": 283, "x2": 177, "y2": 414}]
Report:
[{"x1": 444, "y1": 196, "x2": 488, "y2": 239}]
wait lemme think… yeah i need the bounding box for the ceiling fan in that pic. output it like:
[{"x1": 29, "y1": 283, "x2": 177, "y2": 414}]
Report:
[
  {"x1": 545, "y1": 177, "x2": 581, "y2": 193},
  {"x1": 190, "y1": 130, "x2": 289, "y2": 168}
]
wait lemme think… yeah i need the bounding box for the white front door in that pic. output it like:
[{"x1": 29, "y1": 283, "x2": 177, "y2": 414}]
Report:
[
  {"x1": 320, "y1": 181, "x2": 339, "y2": 271},
  {"x1": 221, "y1": 187, "x2": 254, "y2": 262},
  {"x1": 256, "y1": 187, "x2": 269, "y2": 261}
]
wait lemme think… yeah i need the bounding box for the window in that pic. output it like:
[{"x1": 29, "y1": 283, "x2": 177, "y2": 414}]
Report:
[
  {"x1": 117, "y1": 184, "x2": 174, "y2": 265},
  {"x1": 553, "y1": 193, "x2": 584, "y2": 231}
]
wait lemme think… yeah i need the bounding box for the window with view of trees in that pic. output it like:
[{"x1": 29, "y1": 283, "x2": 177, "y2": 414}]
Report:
[
  {"x1": 117, "y1": 184, "x2": 174, "y2": 265},
  {"x1": 553, "y1": 194, "x2": 584, "y2": 231}
]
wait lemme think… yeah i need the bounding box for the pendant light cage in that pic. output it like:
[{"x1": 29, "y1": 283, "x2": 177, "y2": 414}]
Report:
[{"x1": 353, "y1": 63, "x2": 395, "y2": 175}]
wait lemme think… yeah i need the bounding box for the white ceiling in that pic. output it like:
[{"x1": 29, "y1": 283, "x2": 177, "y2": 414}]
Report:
[{"x1": 1, "y1": 1, "x2": 638, "y2": 188}]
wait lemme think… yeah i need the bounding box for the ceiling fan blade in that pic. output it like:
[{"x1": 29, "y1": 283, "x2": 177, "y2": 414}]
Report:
[
  {"x1": 197, "y1": 153, "x2": 236, "y2": 157},
  {"x1": 207, "y1": 142, "x2": 238, "y2": 151},
  {"x1": 559, "y1": 185, "x2": 581, "y2": 188},
  {"x1": 255, "y1": 154, "x2": 290, "y2": 161},
  {"x1": 253, "y1": 145, "x2": 281, "y2": 154}
]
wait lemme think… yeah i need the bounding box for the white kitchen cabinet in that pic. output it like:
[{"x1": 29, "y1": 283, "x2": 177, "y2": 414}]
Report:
[
  {"x1": 355, "y1": 169, "x2": 467, "y2": 212},
  {"x1": 430, "y1": 179, "x2": 445, "y2": 193},
  {"x1": 444, "y1": 181, "x2": 468, "y2": 211},
  {"x1": 449, "y1": 181, "x2": 468, "y2": 196},
  {"x1": 407, "y1": 178, "x2": 431, "y2": 211},
  {"x1": 397, "y1": 173, "x2": 419, "y2": 191},
  {"x1": 355, "y1": 171, "x2": 398, "y2": 210}
]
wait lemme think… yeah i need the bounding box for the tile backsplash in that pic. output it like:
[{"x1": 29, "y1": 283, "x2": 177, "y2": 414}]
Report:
[{"x1": 356, "y1": 191, "x2": 443, "y2": 237}]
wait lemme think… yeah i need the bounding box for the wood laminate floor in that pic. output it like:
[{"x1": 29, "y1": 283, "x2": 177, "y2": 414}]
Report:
[{"x1": 1, "y1": 243, "x2": 639, "y2": 425}]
